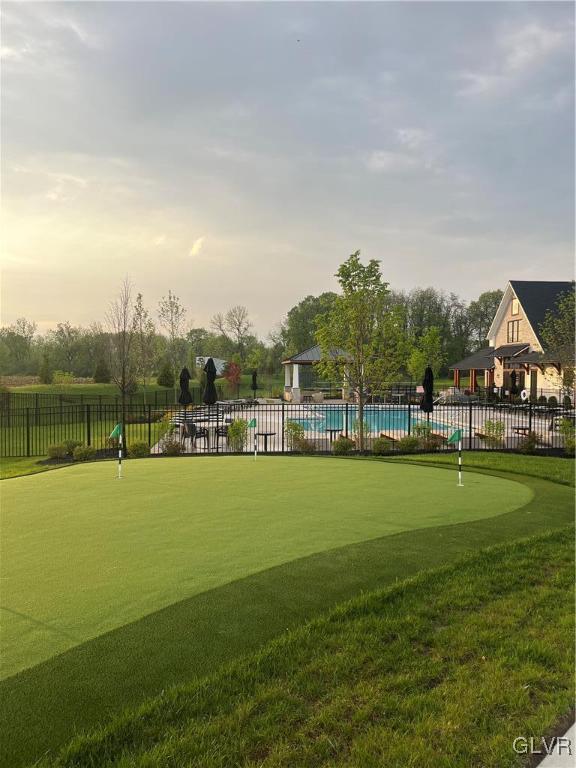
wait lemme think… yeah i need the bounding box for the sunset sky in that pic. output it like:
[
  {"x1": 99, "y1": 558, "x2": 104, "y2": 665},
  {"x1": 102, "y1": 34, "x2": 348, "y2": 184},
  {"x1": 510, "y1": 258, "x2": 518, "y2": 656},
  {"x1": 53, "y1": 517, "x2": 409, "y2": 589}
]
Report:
[{"x1": 1, "y1": 1, "x2": 574, "y2": 336}]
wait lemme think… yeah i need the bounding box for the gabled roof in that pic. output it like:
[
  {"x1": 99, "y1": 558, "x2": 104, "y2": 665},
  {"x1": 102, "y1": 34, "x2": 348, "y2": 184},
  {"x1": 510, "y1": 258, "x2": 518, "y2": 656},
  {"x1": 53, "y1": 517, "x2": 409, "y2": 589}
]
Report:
[
  {"x1": 487, "y1": 280, "x2": 574, "y2": 349},
  {"x1": 449, "y1": 348, "x2": 494, "y2": 371},
  {"x1": 282, "y1": 344, "x2": 347, "y2": 365},
  {"x1": 492, "y1": 343, "x2": 530, "y2": 357}
]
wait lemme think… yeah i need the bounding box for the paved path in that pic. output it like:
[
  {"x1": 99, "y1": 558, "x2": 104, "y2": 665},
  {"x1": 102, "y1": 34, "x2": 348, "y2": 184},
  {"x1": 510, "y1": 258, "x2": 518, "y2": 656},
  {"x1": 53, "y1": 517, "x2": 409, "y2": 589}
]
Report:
[{"x1": 536, "y1": 724, "x2": 574, "y2": 767}]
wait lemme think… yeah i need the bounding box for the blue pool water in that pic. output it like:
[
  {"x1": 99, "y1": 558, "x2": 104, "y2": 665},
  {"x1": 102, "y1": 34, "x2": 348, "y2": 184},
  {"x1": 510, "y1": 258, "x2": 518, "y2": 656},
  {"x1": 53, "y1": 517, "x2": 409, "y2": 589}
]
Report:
[{"x1": 291, "y1": 405, "x2": 448, "y2": 435}]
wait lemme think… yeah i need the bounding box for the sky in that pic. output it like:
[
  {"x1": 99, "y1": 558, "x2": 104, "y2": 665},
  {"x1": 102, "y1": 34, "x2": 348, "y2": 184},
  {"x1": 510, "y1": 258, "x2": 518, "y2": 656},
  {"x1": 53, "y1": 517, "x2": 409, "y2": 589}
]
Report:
[{"x1": 1, "y1": 1, "x2": 574, "y2": 337}]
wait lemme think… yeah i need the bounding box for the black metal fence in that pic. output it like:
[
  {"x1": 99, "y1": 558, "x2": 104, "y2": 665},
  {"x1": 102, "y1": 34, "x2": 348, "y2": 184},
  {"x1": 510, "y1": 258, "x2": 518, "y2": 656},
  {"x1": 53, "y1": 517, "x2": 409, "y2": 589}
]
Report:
[{"x1": 1, "y1": 400, "x2": 574, "y2": 458}]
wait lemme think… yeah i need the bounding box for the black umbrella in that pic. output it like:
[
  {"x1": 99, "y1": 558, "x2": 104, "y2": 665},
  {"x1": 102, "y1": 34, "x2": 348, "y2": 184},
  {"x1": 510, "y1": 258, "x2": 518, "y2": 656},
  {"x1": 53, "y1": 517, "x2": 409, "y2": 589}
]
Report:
[
  {"x1": 420, "y1": 366, "x2": 434, "y2": 417},
  {"x1": 251, "y1": 369, "x2": 258, "y2": 395},
  {"x1": 203, "y1": 357, "x2": 218, "y2": 405},
  {"x1": 178, "y1": 367, "x2": 193, "y2": 407},
  {"x1": 510, "y1": 370, "x2": 518, "y2": 396}
]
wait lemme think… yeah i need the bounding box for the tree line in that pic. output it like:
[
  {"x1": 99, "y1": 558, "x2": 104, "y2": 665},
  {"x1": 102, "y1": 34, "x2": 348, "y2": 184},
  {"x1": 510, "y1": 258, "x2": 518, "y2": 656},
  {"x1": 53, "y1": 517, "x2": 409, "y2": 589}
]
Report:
[{"x1": 0, "y1": 275, "x2": 504, "y2": 386}]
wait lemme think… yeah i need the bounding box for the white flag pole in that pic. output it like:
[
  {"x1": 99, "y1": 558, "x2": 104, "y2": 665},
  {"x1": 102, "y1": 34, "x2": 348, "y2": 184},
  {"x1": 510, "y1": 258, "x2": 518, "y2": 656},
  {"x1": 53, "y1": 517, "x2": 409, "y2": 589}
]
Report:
[
  {"x1": 457, "y1": 437, "x2": 463, "y2": 487},
  {"x1": 118, "y1": 429, "x2": 123, "y2": 480},
  {"x1": 254, "y1": 428, "x2": 257, "y2": 461}
]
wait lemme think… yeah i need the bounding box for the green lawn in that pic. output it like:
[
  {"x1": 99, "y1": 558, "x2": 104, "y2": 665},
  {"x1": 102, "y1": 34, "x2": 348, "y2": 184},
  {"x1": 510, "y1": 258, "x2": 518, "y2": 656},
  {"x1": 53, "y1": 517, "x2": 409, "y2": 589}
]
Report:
[
  {"x1": 40, "y1": 530, "x2": 576, "y2": 768},
  {"x1": 1, "y1": 456, "x2": 572, "y2": 767}
]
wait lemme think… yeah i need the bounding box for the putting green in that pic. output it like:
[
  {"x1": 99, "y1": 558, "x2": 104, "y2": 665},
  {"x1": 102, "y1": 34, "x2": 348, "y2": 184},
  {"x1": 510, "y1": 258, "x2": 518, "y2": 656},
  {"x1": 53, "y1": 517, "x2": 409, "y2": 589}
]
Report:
[{"x1": 1, "y1": 457, "x2": 532, "y2": 680}]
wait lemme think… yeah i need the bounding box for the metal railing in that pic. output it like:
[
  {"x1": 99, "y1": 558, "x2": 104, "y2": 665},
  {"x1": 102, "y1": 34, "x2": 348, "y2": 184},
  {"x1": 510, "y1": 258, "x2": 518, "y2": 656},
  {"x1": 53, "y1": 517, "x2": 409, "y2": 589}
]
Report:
[{"x1": 1, "y1": 400, "x2": 573, "y2": 457}]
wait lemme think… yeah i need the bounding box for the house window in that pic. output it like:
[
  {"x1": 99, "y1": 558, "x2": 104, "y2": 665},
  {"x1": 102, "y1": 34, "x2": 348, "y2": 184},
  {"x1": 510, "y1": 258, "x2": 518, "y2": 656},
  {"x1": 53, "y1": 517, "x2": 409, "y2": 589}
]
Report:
[
  {"x1": 507, "y1": 320, "x2": 520, "y2": 343},
  {"x1": 511, "y1": 298, "x2": 519, "y2": 316}
]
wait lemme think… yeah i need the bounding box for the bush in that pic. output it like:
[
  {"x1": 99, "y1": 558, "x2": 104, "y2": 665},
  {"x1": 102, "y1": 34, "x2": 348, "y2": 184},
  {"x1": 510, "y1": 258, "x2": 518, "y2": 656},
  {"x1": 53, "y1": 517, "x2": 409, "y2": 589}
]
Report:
[
  {"x1": 129, "y1": 441, "x2": 150, "y2": 458},
  {"x1": 93, "y1": 358, "x2": 111, "y2": 384},
  {"x1": 53, "y1": 371, "x2": 74, "y2": 386},
  {"x1": 562, "y1": 395, "x2": 572, "y2": 409},
  {"x1": 157, "y1": 363, "x2": 175, "y2": 389},
  {"x1": 62, "y1": 439, "x2": 82, "y2": 456},
  {"x1": 228, "y1": 419, "x2": 248, "y2": 452},
  {"x1": 547, "y1": 395, "x2": 558, "y2": 407},
  {"x1": 482, "y1": 420, "x2": 505, "y2": 448},
  {"x1": 47, "y1": 443, "x2": 69, "y2": 460},
  {"x1": 538, "y1": 395, "x2": 547, "y2": 405},
  {"x1": 332, "y1": 436, "x2": 355, "y2": 455},
  {"x1": 396, "y1": 435, "x2": 420, "y2": 453},
  {"x1": 285, "y1": 420, "x2": 305, "y2": 450},
  {"x1": 162, "y1": 437, "x2": 182, "y2": 456},
  {"x1": 294, "y1": 437, "x2": 316, "y2": 454},
  {"x1": 73, "y1": 444, "x2": 96, "y2": 462},
  {"x1": 39, "y1": 354, "x2": 53, "y2": 384},
  {"x1": 559, "y1": 418, "x2": 575, "y2": 455},
  {"x1": 372, "y1": 436, "x2": 393, "y2": 455},
  {"x1": 518, "y1": 431, "x2": 540, "y2": 454}
]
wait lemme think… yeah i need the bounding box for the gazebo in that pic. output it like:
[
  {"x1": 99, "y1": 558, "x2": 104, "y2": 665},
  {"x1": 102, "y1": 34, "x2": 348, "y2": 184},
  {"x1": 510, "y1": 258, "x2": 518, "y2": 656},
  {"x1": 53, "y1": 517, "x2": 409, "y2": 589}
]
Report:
[
  {"x1": 449, "y1": 347, "x2": 495, "y2": 392},
  {"x1": 281, "y1": 344, "x2": 346, "y2": 403}
]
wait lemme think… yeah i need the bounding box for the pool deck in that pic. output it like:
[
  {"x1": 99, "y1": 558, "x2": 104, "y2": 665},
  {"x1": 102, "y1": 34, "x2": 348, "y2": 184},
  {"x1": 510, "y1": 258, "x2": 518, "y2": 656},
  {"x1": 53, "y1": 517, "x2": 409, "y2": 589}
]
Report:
[{"x1": 152, "y1": 402, "x2": 565, "y2": 454}]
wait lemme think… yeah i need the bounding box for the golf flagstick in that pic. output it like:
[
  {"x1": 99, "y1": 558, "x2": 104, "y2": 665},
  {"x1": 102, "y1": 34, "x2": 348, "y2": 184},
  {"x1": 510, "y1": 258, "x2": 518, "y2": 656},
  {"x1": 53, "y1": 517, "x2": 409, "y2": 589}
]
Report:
[
  {"x1": 447, "y1": 428, "x2": 464, "y2": 486},
  {"x1": 247, "y1": 418, "x2": 257, "y2": 461},
  {"x1": 118, "y1": 429, "x2": 123, "y2": 480}
]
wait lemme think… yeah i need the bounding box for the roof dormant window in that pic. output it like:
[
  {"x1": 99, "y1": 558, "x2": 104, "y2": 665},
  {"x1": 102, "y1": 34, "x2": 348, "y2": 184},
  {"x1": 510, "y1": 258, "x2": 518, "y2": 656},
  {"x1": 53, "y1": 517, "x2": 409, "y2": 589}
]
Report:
[{"x1": 511, "y1": 298, "x2": 519, "y2": 316}]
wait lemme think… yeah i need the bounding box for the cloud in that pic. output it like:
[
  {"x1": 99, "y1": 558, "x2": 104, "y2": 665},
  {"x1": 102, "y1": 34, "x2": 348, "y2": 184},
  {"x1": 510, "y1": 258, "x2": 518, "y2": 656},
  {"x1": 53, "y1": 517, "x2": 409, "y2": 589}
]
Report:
[
  {"x1": 189, "y1": 237, "x2": 205, "y2": 257},
  {"x1": 364, "y1": 151, "x2": 418, "y2": 174}
]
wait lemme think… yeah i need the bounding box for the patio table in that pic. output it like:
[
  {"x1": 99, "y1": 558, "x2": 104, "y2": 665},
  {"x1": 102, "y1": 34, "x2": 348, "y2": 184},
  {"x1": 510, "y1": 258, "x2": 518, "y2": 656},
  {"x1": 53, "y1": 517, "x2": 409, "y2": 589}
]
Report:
[{"x1": 256, "y1": 431, "x2": 276, "y2": 452}]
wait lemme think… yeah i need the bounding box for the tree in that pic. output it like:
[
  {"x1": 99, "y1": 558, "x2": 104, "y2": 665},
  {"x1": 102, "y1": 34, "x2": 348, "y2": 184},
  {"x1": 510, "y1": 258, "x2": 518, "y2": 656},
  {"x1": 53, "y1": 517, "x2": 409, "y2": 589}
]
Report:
[
  {"x1": 408, "y1": 327, "x2": 446, "y2": 381},
  {"x1": 0, "y1": 317, "x2": 37, "y2": 370},
  {"x1": 467, "y1": 290, "x2": 504, "y2": 349},
  {"x1": 157, "y1": 361, "x2": 175, "y2": 388},
  {"x1": 93, "y1": 357, "x2": 111, "y2": 383},
  {"x1": 158, "y1": 290, "x2": 187, "y2": 401},
  {"x1": 49, "y1": 322, "x2": 82, "y2": 372},
  {"x1": 211, "y1": 306, "x2": 252, "y2": 361},
  {"x1": 106, "y1": 279, "x2": 136, "y2": 450},
  {"x1": 222, "y1": 360, "x2": 242, "y2": 398},
  {"x1": 132, "y1": 293, "x2": 157, "y2": 404},
  {"x1": 39, "y1": 353, "x2": 53, "y2": 384},
  {"x1": 283, "y1": 293, "x2": 337, "y2": 356},
  {"x1": 540, "y1": 286, "x2": 575, "y2": 389},
  {"x1": 316, "y1": 252, "x2": 407, "y2": 452}
]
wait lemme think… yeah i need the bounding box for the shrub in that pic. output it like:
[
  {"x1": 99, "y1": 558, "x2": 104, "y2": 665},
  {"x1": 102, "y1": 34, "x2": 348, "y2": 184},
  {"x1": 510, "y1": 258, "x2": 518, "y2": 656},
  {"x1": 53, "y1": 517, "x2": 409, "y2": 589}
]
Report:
[
  {"x1": 129, "y1": 441, "x2": 150, "y2": 458},
  {"x1": 413, "y1": 422, "x2": 439, "y2": 450},
  {"x1": 52, "y1": 371, "x2": 74, "y2": 386},
  {"x1": 332, "y1": 436, "x2": 355, "y2": 455},
  {"x1": 93, "y1": 358, "x2": 111, "y2": 384},
  {"x1": 47, "y1": 443, "x2": 69, "y2": 460},
  {"x1": 482, "y1": 420, "x2": 505, "y2": 448},
  {"x1": 559, "y1": 418, "x2": 575, "y2": 455},
  {"x1": 547, "y1": 395, "x2": 558, "y2": 407},
  {"x1": 537, "y1": 395, "x2": 547, "y2": 405},
  {"x1": 285, "y1": 420, "x2": 305, "y2": 450},
  {"x1": 162, "y1": 437, "x2": 182, "y2": 456},
  {"x1": 270, "y1": 387, "x2": 284, "y2": 399},
  {"x1": 562, "y1": 395, "x2": 572, "y2": 409},
  {"x1": 372, "y1": 436, "x2": 393, "y2": 455},
  {"x1": 396, "y1": 435, "x2": 420, "y2": 453},
  {"x1": 228, "y1": 419, "x2": 248, "y2": 452},
  {"x1": 62, "y1": 439, "x2": 82, "y2": 456},
  {"x1": 157, "y1": 362, "x2": 175, "y2": 389},
  {"x1": 518, "y1": 431, "x2": 539, "y2": 454},
  {"x1": 73, "y1": 444, "x2": 96, "y2": 462},
  {"x1": 294, "y1": 437, "x2": 316, "y2": 454}
]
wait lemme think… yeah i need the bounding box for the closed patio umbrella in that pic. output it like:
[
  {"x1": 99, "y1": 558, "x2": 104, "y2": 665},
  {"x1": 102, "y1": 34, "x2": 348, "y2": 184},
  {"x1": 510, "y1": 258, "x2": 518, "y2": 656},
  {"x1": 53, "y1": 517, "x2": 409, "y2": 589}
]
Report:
[
  {"x1": 178, "y1": 367, "x2": 193, "y2": 407},
  {"x1": 510, "y1": 369, "x2": 519, "y2": 396},
  {"x1": 420, "y1": 366, "x2": 434, "y2": 419},
  {"x1": 203, "y1": 357, "x2": 218, "y2": 405}
]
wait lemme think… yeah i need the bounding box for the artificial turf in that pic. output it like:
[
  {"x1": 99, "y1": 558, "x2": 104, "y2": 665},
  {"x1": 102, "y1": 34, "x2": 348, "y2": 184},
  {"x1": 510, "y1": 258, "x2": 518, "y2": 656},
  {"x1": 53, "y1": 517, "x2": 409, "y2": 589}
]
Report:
[
  {"x1": 0, "y1": 457, "x2": 572, "y2": 767},
  {"x1": 37, "y1": 529, "x2": 576, "y2": 768}
]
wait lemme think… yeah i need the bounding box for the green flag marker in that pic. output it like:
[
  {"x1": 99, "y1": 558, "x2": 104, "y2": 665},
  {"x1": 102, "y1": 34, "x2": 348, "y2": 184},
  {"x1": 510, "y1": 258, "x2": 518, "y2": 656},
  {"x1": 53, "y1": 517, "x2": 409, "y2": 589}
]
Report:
[
  {"x1": 247, "y1": 418, "x2": 257, "y2": 428},
  {"x1": 447, "y1": 429, "x2": 463, "y2": 445},
  {"x1": 109, "y1": 423, "x2": 122, "y2": 440}
]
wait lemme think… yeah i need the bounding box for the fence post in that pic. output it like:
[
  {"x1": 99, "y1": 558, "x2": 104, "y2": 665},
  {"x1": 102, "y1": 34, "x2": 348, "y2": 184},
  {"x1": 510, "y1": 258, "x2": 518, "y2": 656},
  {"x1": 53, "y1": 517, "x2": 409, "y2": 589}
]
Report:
[
  {"x1": 281, "y1": 401, "x2": 285, "y2": 453},
  {"x1": 528, "y1": 401, "x2": 532, "y2": 434},
  {"x1": 468, "y1": 401, "x2": 473, "y2": 450},
  {"x1": 345, "y1": 402, "x2": 349, "y2": 438},
  {"x1": 148, "y1": 404, "x2": 152, "y2": 446},
  {"x1": 86, "y1": 404, "x2": 91, "y2": 446},
  {"x1": 407, "y1": 397, "x2": 411, "y2": 435},
  {"x1": 26, "y1": 408, "x2": 31, "y2": 457}
]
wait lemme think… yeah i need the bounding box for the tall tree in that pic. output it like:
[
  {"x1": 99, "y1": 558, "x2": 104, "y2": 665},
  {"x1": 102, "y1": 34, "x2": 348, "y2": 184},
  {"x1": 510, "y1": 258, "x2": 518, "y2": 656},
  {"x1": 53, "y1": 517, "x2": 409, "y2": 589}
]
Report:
[
  {"x1": 158, "y1": 290, "x2": 187, "y2": 400},
  {"x1": 467, "y1": 290, "x2": 504, "y2": 349},
  {"x1": 211, "y1": 306, "x2": 253, "y2": 361},
  {"x1": 316, "y1": 252, "x2": 406, "y2": 452},
  {"x1": 408, "y1": 326, "x2": 446, "y2": 381},
  {"x1": 106, "y1": 278, "x2": 136, "y2": 450},
  {"x1": 540, "y1": 286, "x2": 575, "y2": 389},
  {"x1": 283, "y1": 293, "x2": 337, "y2": 356},
  {"x1": 49, "y1": 322, "x2": 82, "y2": 372},
  {"x1": 132, "y1": 293, "x2": 157, "y2": 404},
  {"x1": 0, "y1": 318, "x2": 36, "y2": 369}
]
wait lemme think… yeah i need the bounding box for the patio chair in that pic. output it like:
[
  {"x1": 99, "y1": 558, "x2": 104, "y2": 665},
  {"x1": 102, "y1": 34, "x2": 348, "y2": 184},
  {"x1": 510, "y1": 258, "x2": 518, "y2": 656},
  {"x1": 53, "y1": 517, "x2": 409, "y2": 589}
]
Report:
[
  {"x1": 193, "y1": 426, "x2": 209, "y2": 449},
  {"x1": 215, "y1": 424, "x2": 229, "y2": 446}
]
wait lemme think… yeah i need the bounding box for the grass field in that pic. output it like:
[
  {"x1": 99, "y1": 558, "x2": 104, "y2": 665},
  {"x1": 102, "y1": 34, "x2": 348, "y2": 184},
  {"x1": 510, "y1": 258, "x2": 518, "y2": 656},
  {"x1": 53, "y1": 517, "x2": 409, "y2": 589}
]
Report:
[
  {"x1": 0, "y1": 456, "x2": 573, "y2": 767},
  {"x1": 43, "y1": 530, "x2": 575, "y2": 768}
]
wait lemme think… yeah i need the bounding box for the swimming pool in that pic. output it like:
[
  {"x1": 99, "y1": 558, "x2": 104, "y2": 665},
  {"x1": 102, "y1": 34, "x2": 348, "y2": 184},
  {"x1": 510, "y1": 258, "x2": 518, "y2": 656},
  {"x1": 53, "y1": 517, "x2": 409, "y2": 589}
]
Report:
[{"x1": 290, "y1": 405, "x2": 449, "y2": 435}]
